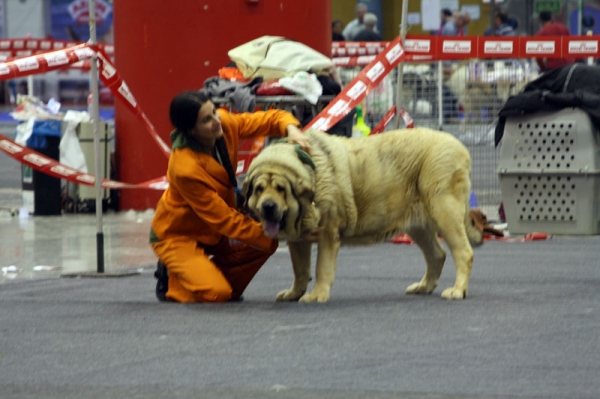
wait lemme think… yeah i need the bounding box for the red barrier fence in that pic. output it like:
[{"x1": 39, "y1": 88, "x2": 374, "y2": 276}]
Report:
[{"x1": 333, "y1": 35, "x2": 599, "y2": 65}]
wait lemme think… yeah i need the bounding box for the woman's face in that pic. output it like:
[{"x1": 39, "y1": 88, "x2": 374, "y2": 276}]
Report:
[{"x1": 190, "y1": 100, "x2": 223, "y2": 149}]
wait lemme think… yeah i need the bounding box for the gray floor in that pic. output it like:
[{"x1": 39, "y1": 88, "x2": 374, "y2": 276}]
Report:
[{"x1": 2, "y1": 125, "x2": 600, "y2": 399}]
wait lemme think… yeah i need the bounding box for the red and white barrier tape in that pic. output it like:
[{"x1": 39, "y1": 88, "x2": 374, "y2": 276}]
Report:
[
  {"x1": 305, "y1": 36, "x2": 406, "y2": 133},
  {"x1": 0, "y1": 43, "x2": 171, "y2": 190},
  {"x1": 392, "y1": 232, "x2": 552, "y2": 244},
  {"x1": 369, "y1": 106, "x2": 396, "y2": 135},
  {"x1": 0, "y1": 134, "x2": 167, "y2": 190},
  {"x1": 0, "y1": 37, "x2": 113, "y2": 55}
]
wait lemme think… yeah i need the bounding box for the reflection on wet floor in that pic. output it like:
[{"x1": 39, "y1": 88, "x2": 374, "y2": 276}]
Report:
[{"x1": 0, "y1": 210, "x2": 157, "y2": 282}]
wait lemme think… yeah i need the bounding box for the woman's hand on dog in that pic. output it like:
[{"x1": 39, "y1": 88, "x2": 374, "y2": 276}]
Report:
[{"x1": 286, "y1": 124, "x2": 312, "y2": 154}]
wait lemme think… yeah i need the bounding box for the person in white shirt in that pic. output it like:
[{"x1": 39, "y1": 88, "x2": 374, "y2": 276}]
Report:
[{"x1": 342, "y1": 3, "x2": 379, "y2": 41}]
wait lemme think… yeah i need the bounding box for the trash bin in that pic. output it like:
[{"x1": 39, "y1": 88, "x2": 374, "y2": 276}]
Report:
[
  {"x1": 74, "y1": 121, "x2": 113, "y2": 212},
  {"x1": 21, "y1": 120, "x2": 63, "y2": 216}
]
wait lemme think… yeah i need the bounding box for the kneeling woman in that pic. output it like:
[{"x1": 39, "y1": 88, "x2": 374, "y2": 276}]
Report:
[{"x1": 150, "y1": 90, "x2": 310, "y2": 303}]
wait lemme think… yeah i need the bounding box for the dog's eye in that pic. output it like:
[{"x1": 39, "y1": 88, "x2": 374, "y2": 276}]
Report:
[
  {"x1": 255, "y1": 185, "x2": 264, "y2": 195},
  {"x1": 276, "y1": 185, "x2": 285, "y2": 193}
]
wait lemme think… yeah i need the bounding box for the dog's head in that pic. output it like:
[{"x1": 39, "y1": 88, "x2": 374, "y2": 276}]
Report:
[{"x1": 243, "y1": 143, "x2": 317, "y2": 240}]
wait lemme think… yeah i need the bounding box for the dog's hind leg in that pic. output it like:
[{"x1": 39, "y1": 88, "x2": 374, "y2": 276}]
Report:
[
  {"x1": 429, "y1": 194, "x2": 474, "y2": 300},
  {"x1": 276, "y1": 241, "x2": 313, "y2": 301},
  {"x1": 405, "y1": 226, "x2": 446, "y2": 295}
]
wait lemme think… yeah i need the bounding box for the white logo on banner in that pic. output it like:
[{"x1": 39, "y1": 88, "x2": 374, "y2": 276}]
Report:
[
  {"x1": 26, "y1": 40, "x2": 37, "y2": 49},
  {"x1": 118, "y1": 82, "x2": 138, "y2": 108},
  {"x1": 327, "y1": 99, "x2": 349, "y2": 117},
  {"x1": 76, "y1": 174, "x2": 96, "y2": 184},
  {"x1": 365, "y1": 61, "x2": 385, "y2": 83},
  {"x1": 484, "y1": 41, "x2": 514, "y2": 54},
  {"x1": 346, "y1": 81, "x2": 367, "y2": 100},
  {"x1": 0, "y1": 140, "x2": 23, "y2": 154},
  {"x1": 569, "y1": 40, "x2": 598, "y2": 54},
  {"x1": 357, "y1": 55, "x2": 376, "y2": 65},
  {"x1": 337, "y1": 48, "x2": 347, "y2": 56},
  {"x1": 348, "y1": 48, "x2": 357, "y2": 56},
  {"x1": 50, "y1": 165, "x2": 77, "y2": 176},
  {"x1": 44, "y1": 51, "x2": 69, "y2": 67},
  {"x1": 13, "y1": 40, "x2": 24, "y2": 49},
  {"x1": 0, "y1": 63, "x2": 10, "y2": 75},
  {"x1": 311, "y1": 117, "x2": 331, "y2": 131},
  {"x1": 40, "y1": 41, "x2": 52, "y2": 50},
  {"x1": 14, "y1": 57, "x2": 39, "y2": 72},
  {"x1": 98, "y1": 53, "x2": 116, "y2": 79},
  {"x1": 74, "y1": 47, "x2": 95, "y2": 61},
  {"x1": 53, "y1": 42, "x2": 65, "y2": 49},
  {"x1": 526, "y1": 41, "x2": 555, "y2": 54},
  {"x1": 0, "y1": 40, "x2": 10, "y2": 49},
  {"x1": 443, "y1": 40, "x2": 472, "y2": 53},
  {"x1": 23, "y1": 153, "x2": 52, "y2": 167},
  {"x1": 385, "y1": 43, "x2": 403, "y2": 64},
  {"x1": 404, "y1": 39, "x2": 431, "y2": 52}
]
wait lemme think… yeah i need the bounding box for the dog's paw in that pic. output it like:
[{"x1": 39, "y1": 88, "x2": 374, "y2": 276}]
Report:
[
  {"x1": 275, "y1": 288, "x2": 304, "y2": 302},
  {"x1": 441, "y1": 287, "x2": 467, "y2": 300},
  {"x1": 298, "y1": 289, "x2": 330, "y2": 303},
  {"x1": 405, "y1": 281, "x2": 436, "y2": 295}
]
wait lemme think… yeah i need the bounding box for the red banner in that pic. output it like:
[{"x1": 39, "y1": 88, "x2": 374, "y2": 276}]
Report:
[{"x1": 332, "y1": 35, "x2": 600, "y2": 61}]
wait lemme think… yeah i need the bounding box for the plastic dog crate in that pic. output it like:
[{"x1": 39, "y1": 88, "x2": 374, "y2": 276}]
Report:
[{"x1": 498, "y1": 108, "x2": 600, "y2": 235}]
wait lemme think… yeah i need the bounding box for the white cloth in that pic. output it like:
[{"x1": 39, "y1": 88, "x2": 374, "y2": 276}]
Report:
[
  {"x1": 279, "y1": 72, "x2": 323, "y2": 105},
  {"x1": 228, "y1": 36, "x2": 334, "y2": 81}
]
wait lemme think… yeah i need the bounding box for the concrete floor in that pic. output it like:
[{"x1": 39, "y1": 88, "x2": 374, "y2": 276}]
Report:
[{"x1": 2, "y1": 120, "x2": 600, "y2": 399}]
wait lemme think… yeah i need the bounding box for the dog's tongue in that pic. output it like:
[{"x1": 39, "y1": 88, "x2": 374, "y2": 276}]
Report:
[{"x1": 264, "y1": 221, "x2": 280, "y2": 237}]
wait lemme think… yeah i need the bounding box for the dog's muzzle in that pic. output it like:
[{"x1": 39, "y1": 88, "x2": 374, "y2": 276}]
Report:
[{"x1": 260, "y1": 201, "x2": 287, "y2": 237}]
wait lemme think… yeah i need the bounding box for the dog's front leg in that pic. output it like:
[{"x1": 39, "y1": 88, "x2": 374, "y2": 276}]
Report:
[
  {"x1": 276, "y1": 240, "x2": 312, "y2": 301},
  {"x1": 300, "y1": 227, "x2": 340, "y2": 303}
]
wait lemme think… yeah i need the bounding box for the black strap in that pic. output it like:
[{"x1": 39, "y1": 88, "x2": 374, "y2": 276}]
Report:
[
  {"x1": 214, "y1": 137, "x2": 237, "y2": 188},
  {"x1": 214, "y1": 137, "x2": 245, "y2": 209}
]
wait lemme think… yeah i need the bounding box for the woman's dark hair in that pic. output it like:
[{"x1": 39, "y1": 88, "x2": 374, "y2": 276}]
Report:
[{"x1": 169, "y1": 90, "x2": 210, "y2": 133}]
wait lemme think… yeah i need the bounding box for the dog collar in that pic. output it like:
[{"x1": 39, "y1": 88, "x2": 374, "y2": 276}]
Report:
[{"x1": 294, "y1": 144, "x2": 316, "y2": 170}]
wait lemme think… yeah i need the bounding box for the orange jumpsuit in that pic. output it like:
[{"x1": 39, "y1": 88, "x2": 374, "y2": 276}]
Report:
[{"x1": 150, "y1": 108, "x2": 300, "y2": 303}]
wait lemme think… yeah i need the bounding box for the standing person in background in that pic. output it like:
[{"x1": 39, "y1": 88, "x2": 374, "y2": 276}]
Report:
[
  {"x1": 536, "y1": 11, "x2": 575, "y2": 72},
  {"x1": 150, "y1": 91, "x2": 315, "y2": 303},
  {"x1": 353, "y1": 13, "x2": 383, "y2": 42},
  {"x1": 441, "y1": 11, "x2": 470, "y2": 36},
  {"x1": 343, "y1": 2, "x2": 379, "y2": 41},
  {"x1": 484, "y1": 11, "x2": 516, "y2": 36},
  {"x1": 332, "y1": 19, "x2": 345, "y2": 41},
  {"x1": 436, "y1": 9, "x2": 453, "y2": 35}
]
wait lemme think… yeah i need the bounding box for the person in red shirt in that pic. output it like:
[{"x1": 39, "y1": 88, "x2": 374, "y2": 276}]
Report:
[{"x1": 536, "y1": 11, "x2": 576, "y2": 72}]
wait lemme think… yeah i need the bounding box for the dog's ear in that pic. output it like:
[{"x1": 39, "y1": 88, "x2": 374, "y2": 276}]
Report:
[
  {"x1": 242, "y1": 174, "x2": 254, "y2": 209},
  {"x1": 295, "y1": 178, "x2": 315, "y2": 203}
]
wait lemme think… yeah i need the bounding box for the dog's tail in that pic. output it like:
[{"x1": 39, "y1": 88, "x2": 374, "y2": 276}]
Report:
[{"x1": 465, "y1": 203, "x2": 484, "y2": 247}]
